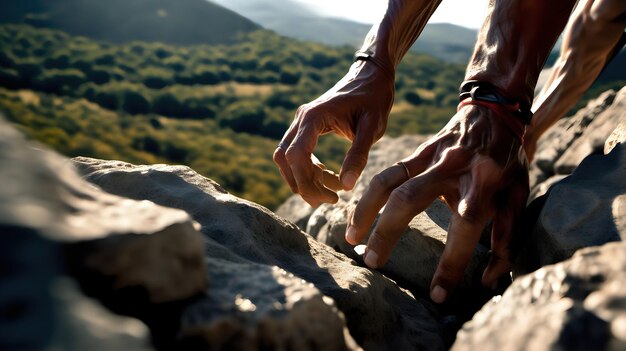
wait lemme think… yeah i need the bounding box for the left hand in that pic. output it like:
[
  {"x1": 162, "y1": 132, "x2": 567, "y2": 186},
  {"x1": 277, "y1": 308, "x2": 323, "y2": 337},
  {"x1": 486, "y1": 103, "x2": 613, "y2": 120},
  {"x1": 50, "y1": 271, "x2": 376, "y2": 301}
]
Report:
[{"x1": 345, "y1": 103, "x2": 530, "y2": 303}]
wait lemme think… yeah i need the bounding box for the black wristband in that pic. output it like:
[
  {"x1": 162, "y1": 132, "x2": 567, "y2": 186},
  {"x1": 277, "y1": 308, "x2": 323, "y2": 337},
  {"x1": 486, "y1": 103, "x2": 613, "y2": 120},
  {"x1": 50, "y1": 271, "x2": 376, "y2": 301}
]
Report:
[{"x1": 459, "y1": 80, "x2": 533, "y2": 124}]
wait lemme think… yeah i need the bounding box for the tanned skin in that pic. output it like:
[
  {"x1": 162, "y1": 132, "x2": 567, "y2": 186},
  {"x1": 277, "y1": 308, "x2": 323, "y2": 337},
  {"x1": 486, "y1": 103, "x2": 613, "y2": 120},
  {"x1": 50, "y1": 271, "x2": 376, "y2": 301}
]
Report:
[{"x1": 275, "y1": 0, "x2": 623, "y2": 303}]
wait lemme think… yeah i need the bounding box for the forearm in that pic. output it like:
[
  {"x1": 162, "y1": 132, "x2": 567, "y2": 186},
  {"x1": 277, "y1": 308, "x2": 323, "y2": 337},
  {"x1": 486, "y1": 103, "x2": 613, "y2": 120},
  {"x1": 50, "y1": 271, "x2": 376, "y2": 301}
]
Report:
[
  {"x1": 466, "y1": 0, "x2": 577, "y2": 105},
  {"x1": 527, "y1": 0, "x2": 626, "y2": 144},
  {"x1": 358, "y1": 0, "x2": 442, "y2": 73}
]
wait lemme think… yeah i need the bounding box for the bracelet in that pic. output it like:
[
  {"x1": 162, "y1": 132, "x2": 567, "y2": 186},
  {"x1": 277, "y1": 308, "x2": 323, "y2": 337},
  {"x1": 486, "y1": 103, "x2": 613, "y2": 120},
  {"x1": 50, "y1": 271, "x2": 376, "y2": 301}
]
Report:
[
  {"x1": 459, "y1": 80, "x2": 533, "y2": 124},
  {"x1": 353, "y1": 50, "x2": 395, "y2": 80}
]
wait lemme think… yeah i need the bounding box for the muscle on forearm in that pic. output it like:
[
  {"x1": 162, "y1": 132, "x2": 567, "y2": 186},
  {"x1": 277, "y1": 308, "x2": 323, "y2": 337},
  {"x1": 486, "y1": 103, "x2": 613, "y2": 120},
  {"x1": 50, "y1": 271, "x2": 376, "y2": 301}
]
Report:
[
  {"x1": 466, "y1": 0, "x2": 577, "y2": 104},
  {"x1": 358, "y1": 0, "x2": 442, "y2": 71},
  {"x1": 528, "y1": 0, "x2": 626, "y2": 142}
]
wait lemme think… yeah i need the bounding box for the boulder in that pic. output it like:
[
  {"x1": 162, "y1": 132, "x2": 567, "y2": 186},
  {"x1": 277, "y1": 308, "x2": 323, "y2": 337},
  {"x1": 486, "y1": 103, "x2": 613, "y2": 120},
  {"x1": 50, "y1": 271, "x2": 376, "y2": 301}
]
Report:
[
  {"x1": 453, "y1": 241, "x2": 626, "y2": 351},
  {"x1": 73, "y1": 156, "x2": 446, "y2": 350},
  {"x1": 515, "y1": 127, "x2": 626, "y2": 276},
  {"x1": 555, "y1": 87, "x2": 626, "y2": 174},
  {"x1": 0, "y1": 117, "x2": 207, "y2": 350}
]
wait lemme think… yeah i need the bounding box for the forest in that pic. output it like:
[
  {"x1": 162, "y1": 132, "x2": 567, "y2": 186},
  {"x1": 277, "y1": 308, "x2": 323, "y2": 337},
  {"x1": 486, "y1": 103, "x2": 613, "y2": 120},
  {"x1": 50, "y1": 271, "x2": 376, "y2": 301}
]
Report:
[{"x1": 1, "y1": 24, "x2": 623, "y2": 208}]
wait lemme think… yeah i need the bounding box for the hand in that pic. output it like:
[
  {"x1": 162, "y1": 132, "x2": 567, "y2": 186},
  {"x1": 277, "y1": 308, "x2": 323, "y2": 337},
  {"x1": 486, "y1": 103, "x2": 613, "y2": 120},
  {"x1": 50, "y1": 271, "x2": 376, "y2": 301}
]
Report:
[
  {"x1": 345, "y1": 103, "x2": 530, "y2": 303},
  {"x1": 273, "y1": 60, "x2": 395, "y2": 207}
]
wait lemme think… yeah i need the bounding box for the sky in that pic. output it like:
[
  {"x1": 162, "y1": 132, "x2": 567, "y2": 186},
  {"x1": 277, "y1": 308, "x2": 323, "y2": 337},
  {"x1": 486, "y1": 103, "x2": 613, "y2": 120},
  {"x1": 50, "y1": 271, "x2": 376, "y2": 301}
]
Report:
[{"x1": 294, "y1": 0, "x2": 488, "y2": 29}]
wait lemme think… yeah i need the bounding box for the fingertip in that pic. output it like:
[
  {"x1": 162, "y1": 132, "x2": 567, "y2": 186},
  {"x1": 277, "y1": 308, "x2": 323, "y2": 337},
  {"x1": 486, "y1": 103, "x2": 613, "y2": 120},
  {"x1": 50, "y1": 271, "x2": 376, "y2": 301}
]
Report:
[
  {"x1": 430, "y1": 285, "x2": 448, "y2": 304},
  {"x1": 364, "y1": 248, "x2": 379, "y2": 268},
  {"x1": 341, "y1": 171, "x2": 359, "y2": 190},
  {"x1": 345, "y1": 225, "x2": 358, "y2": 245}
]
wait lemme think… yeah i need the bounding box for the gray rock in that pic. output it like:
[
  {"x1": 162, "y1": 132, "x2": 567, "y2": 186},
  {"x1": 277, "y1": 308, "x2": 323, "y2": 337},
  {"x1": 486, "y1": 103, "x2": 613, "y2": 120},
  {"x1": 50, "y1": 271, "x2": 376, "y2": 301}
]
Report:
[
  {"x1": 275, "y1": 194, "x2": 314, "y2": 231},
  {"x1": 453, "y1": 241, "x2": 626, "y2": 351},
  {"x1": 515, "y1": 142, "x2": 626, "y2": 276},
  {"x1": 555, "y1": 86, "x2": 626, "y2": 174},
  {"x1": 531, "y1": 89, "x2": 616, "y2": 177},
  {"x1": 0, "y1": 117, "x2": 208, "y2": 350},
  {"x1": 74, "y1": 157, "x2": 446, "y2": 350}
]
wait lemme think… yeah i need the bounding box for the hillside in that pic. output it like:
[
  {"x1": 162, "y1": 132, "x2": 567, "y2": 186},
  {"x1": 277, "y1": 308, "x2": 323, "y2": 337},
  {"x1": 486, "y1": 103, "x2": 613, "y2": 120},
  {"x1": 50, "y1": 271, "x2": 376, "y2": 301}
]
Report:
[
  {"x1": 0, "y1": 0, "x2": 260, "y2": 45},
  {"x1": 0, "y1": 24, "x2": 464, "y2": 208},
  {"x1": 211, "y1": 0, "x2": 478, "y2": 63}
]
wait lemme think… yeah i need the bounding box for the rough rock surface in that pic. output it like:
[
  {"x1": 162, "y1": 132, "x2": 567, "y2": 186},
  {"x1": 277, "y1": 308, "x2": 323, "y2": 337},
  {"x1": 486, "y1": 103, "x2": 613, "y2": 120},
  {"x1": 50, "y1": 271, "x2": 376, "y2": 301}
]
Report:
[
  {"x1": 454, "y1": 242, "x2": 626, "y2": 351},
  {"x1": 73, "y1": 156, "x2": 446, "y2": 350},
  {"x1": 528, "y1": 87, "x2": 624, "y2": 200}
]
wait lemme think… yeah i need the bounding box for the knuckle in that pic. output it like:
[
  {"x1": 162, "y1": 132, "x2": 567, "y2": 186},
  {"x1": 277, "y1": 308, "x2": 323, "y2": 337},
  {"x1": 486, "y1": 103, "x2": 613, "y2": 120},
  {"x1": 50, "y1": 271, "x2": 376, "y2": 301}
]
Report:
[
  {"x1": 388, "y1": 185, "x2": 415, "y2": 206},
  {"x1": 369, "y1": 172, "x2": 393, "y2": 192},
  {"x1": 437, "y1": 259, "x2": 464, "y2": 284}
]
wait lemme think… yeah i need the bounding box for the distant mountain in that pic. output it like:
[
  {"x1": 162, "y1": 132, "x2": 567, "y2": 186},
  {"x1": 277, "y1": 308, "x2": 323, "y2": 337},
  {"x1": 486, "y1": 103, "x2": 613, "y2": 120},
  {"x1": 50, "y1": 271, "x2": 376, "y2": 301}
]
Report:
[
  {"x1": 0, "y1": 0, "x2": 260, "y2": 45},
  {"x1": 210, "y1": 0, "x2": 478, "y2": 63}
]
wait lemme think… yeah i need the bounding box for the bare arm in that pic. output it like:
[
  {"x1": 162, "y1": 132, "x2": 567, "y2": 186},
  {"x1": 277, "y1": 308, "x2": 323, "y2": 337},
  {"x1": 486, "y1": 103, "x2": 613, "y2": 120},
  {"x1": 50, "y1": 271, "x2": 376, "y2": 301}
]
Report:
[
  {"x1": 274, "y1": 0, "x2": 442, "y2": 207},
  {"x1": 348, "y1": 0, "x2": 578, "y2": 303},
  {"x1": 525, "y1": 0, "x2": 626, "y2": 161}
]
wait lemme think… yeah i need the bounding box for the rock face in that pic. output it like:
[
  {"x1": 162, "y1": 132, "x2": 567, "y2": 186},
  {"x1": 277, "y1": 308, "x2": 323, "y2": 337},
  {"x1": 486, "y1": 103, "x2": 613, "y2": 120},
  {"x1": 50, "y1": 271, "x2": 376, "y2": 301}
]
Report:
[
  {"x1": 0, "y1": 117, "x2": 210, "y2": 351},
  {"x1": 528, "y1": 87, "x2": 625, "y2": 201},
  {"x1": 454, "y1": 242, "x2": 626, "y2": 351},
  {"x1": 2, "y1": 81, "x2": 624, "y2": 350},
  {"x1": 73, "y1": 156, "x2": 445, "y2": 350}
]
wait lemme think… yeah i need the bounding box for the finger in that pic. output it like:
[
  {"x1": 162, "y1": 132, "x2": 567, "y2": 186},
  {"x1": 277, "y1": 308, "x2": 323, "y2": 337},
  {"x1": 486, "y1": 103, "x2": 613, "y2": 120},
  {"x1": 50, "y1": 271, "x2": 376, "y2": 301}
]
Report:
[
  {"x1": 363, "y1": 173, "x2": 440, "y2": 268},
  {"x1": 311, "y1": 154, "x2": 342, "y2": 192},
  {"x1": 322, "y1": 169, "x2": 342, "y2": 191},
  {"x1": 482, "y1": 181, "x2": 529, "y2": 289},
  {"x1": 273, "y1": 110, "x2": 303, "y2": 193},
  {"x1": 340, "y1": 116, "x2": 377, "y2": 190},
  {"x1": 430, "y1": 204, "x2": 488, "y2": 304},
  {"x1": 286, "y1": 122, "x2": 337, "y2": 206},
  {"x1": 346, "y1": 148, "x2": 437, "y2": 246},
  {"x1": 273, "y1": 147, "x2": 298, "y2": 193}
]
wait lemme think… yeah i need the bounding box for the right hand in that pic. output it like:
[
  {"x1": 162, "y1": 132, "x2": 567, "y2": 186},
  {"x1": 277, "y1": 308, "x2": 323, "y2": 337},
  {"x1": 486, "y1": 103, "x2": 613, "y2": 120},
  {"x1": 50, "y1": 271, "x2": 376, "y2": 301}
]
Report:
[{"x1": 273, "y1": 60, "x2": 395, "y2": 207}]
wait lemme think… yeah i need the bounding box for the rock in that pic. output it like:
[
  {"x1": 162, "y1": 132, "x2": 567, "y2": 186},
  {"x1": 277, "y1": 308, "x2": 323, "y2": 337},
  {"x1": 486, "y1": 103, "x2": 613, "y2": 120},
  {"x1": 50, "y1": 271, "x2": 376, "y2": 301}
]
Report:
[
  {"x1": 453, "y1": 241, "x2": 626, "y2": 351},
  {"x1": 515, "y1": 142, "x2": 626, "y2": 276},
  {"x1": 554, "y1": 86, "x2": 626, "y2": 174},
  {"x1": 278, "y1": 135, "x2": 493, "y2": 319},
  {"x1": 531, "y1": 89, "x2": 616, "y2": 178},
  {"x1": 605, "y1": 119, "x2": 626, "y2": 154},
  {"x1": 48, "y1": 278, "x2": 153, "y2": 351},
  {"x1": 0, "y1": 117, "x2": 207, "y2": 349},
  {"x1": 73, "y1": 156, "x2": 446, "y2": 350},
  {"x1": 275, "y1": 194, "x2": 314, "y2": 231}
]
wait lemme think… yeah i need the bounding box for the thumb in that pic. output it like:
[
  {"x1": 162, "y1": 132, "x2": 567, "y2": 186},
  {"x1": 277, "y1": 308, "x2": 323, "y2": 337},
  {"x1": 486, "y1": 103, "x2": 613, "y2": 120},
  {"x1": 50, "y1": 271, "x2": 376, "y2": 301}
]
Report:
[{"x1": 340, "y1": 129, "x2": 375, "y2": 190}]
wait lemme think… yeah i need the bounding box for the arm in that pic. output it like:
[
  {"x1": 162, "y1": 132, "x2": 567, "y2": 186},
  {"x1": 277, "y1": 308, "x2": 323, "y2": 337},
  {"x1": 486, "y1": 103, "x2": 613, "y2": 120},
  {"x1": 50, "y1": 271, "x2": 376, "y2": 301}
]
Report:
[
  {"x1": 274, "y1": 0, "x2": 442, "y2": 207},
  {"x1": 348, "y1": 0, "x2": 577, "y2": 303},
  {"x1": 525, "y1": 0, "x2": 626, "y2": 161}
]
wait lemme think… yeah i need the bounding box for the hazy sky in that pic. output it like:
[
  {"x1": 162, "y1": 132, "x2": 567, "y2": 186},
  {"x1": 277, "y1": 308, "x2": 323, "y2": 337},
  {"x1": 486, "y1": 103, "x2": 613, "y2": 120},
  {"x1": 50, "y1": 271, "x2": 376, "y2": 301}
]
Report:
[{"x1": 294, "y1": 0, "x2": 488, "y2": 29}]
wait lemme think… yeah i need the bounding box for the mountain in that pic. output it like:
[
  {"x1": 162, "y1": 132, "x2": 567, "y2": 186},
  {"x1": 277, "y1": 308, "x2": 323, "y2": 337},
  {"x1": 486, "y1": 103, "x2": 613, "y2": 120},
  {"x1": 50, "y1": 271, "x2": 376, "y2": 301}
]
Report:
[
  {"x1": 0, "y1": 0, "x2": 260, "y2": 45},
  {"x1": 210, "y1": 0, "x2": 478, "y2": 63}
]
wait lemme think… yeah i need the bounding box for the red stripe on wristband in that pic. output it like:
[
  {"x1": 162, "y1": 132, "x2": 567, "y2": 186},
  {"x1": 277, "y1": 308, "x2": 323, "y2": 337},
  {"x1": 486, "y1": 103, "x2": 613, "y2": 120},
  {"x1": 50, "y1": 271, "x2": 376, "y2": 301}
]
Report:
[{"x1": 457, "y1": 97, "x2": 526, "y2": 142}]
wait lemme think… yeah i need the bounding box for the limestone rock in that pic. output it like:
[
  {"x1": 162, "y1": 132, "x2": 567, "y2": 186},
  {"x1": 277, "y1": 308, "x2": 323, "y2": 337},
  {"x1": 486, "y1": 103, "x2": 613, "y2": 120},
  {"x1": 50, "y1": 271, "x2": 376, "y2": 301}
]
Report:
[
  {"x1": 515, "y1": 142, "x2": 626, "y2": 276},
  {"x1": 555, "y1": 86, "x2": 626, "y2": 174},
  {"x1": 531, "y1": 89, "x2": 616, "y2": 178},
  {"x1": 453, "y1": 241, "x2": 626, "y2": 351},
  {"x1": 0, "y1": 117, "x2": 208, "y2": 349},
  {"x1": 74, "y1": 157, "x2": 446, "y2": 350}
]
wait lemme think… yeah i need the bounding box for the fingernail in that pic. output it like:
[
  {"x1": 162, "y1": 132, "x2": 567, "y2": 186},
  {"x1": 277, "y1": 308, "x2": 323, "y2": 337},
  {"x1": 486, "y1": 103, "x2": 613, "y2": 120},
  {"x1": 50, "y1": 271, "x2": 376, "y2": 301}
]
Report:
[
  {"x1": 364, "y1": 249, "x2": 379, "y2": 268},
  {"x1": 430, "y1": 285, "x2": 447, "y2": 304},
  {"x1": 342, "y1": 172, "x2": 358, "y2": 190},
  {"x1": 345, "y1": 225, "x2": 357, "y2": 244}
]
